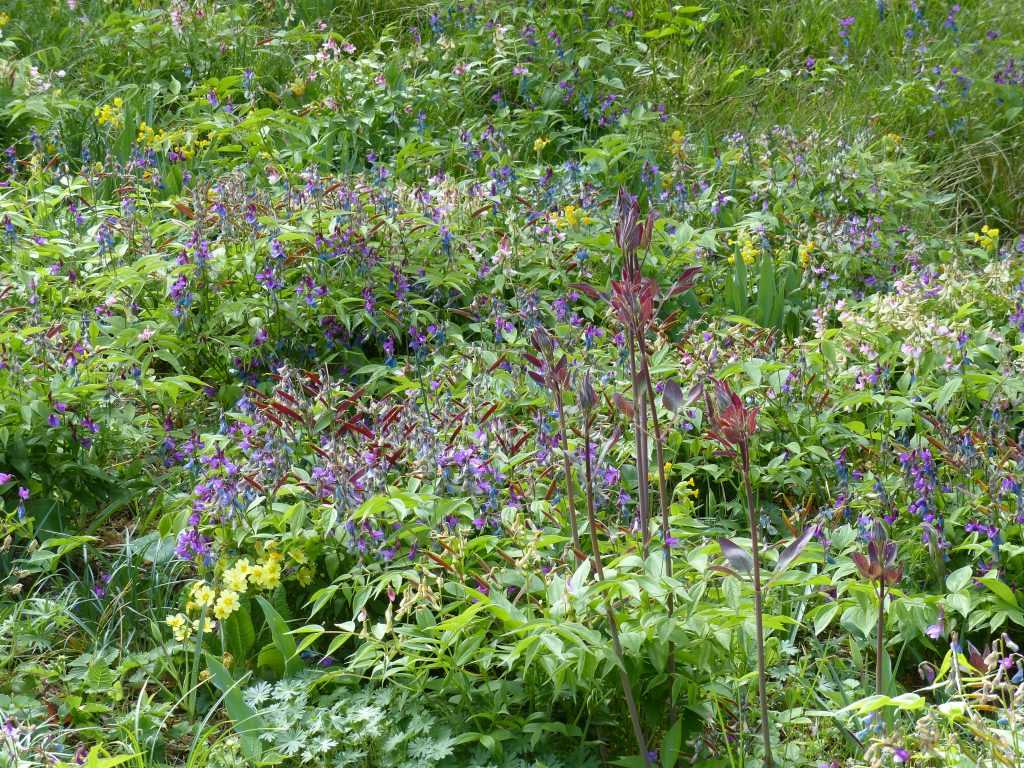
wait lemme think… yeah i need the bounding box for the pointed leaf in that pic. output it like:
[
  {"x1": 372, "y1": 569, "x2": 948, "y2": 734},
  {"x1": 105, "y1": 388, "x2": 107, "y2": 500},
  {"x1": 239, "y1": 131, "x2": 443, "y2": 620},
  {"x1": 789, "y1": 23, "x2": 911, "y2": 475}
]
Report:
[
  {"x1": 662, "y1": 379, "x2": 685, "y2": 412},
  {"x1": 717, "y1": 538, "x2": 753, "y2": 574},
  {"x1": 775, "y1": 525, "x2": 816, "y2": 575},
  {"x1": 257, "y1": 596, "x2": 302, "y2": 677},
  {"x1": 661, "y1": 717, "x2": 683, "y2": 768}
]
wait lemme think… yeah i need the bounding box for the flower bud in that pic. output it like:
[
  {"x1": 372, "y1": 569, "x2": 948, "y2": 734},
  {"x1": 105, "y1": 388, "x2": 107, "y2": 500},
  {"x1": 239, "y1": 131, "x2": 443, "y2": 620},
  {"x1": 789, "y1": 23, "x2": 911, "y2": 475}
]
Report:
[{"x1": 577, "y1": 371, "x2": 597, "y2": 413}]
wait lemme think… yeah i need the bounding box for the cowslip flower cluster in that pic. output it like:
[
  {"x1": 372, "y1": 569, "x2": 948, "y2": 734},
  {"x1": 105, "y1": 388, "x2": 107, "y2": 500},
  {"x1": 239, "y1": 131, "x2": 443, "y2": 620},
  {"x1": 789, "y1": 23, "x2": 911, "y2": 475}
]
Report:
[
  {"x1": 135, "y1": 121, "x2": 168, "y2": 147},
  {"x1": 94, "y1": 97, "x2": 124, "y2": 129},
  {"x1": 669, "y1": 129, "x2": 686, "y2": 158},
  {"x1": 165, "y1": 550, "x2": 285, "y2": 641},
  {"x1": 555, "y1": 204, "x2": 590, "y2": 229},
  {"x1": 798, "y1": 240, "x2": 816, "y2": 267},
  {"x1": 728, "y1": 231, "x2": 760, "y2": 265},
  {"x1": 968, "y1": 224, "x2": 999, "y2": 251}
]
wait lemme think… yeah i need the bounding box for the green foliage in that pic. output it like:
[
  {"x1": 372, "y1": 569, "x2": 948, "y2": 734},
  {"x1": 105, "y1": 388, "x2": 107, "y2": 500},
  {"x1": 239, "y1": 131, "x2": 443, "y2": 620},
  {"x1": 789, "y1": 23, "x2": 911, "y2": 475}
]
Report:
[{"x1": 0, "y1": 1, "x2": 1023, "y2": 767}]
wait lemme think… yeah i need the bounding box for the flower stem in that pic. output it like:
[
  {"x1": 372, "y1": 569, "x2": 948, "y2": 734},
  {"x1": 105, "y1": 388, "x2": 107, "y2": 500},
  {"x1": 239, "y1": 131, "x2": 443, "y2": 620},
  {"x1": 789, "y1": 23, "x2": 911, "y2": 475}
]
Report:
[
  {"x1": 876, "y1": 579, "x2": 886, "y2": 695},
  {"x1": 626, "y1": 329, "x2": 651, "y2": 557},
  {"x1": 554, "y1": 384, "x2": 581, "y2": 560},
  {"x1": 639, "y1": 343, "x2": 676, "y2": 722},
  {"x1": 584, "y1": 414, "x2": 651, "y2": 765},
  {"x1": 741, "y1": 442, "x2": 773, "y2": 768}
]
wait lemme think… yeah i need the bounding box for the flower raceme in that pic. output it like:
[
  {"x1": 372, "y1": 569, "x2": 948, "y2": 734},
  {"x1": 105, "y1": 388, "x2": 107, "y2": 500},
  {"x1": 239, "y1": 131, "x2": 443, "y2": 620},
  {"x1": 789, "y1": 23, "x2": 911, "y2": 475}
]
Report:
[
  {"x1": 704, "y1": 378, "x2": 758, "y2": 453},
  {"x1": 852, "y1": 522, "x2": 904, "y2": 585}
]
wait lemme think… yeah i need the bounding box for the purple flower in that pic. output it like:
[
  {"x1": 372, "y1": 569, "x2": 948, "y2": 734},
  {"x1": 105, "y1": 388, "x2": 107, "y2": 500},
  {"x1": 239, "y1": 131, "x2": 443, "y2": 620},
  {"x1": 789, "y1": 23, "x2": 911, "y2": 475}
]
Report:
[
  {"x1": 839, "y1": 15, "x2": 855, "y2": 44},
  {"x1": 18, "y1": 486, "x2": 29, "y2": 500}
]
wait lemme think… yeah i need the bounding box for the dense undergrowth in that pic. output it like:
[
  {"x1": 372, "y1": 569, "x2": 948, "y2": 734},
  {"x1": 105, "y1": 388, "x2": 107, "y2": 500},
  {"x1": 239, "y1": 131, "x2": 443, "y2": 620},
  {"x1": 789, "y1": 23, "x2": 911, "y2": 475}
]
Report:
[{"x1": 1, "y1": 1, "x2": 1024, "y2": 766}]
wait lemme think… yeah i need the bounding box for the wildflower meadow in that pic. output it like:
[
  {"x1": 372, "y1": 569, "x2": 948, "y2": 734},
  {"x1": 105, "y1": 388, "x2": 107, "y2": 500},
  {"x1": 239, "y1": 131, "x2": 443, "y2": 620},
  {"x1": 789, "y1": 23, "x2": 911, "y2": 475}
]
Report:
[{"x1": 1, "y1": 1, "x2": 1024, "y2": 766}]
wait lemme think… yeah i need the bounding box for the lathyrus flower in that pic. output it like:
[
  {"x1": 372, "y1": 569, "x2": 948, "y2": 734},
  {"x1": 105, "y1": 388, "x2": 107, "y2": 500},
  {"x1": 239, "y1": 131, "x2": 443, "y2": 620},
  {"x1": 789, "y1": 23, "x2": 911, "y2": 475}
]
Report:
[{"x1": 136, "y1": 121, "x2": 168, "y2": 148}]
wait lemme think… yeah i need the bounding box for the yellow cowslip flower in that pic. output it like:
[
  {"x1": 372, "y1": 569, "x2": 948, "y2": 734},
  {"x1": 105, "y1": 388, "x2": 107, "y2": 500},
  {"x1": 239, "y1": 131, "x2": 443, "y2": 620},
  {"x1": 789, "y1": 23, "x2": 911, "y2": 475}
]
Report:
[
  {"x1": 968, "y1": 224, "x2": 999, "y2": 251},
  {"x1": 799, "y1": 240, "x2": 815, "y2": 267},
  {"x1": 166, "y1": 612, "x2": 191, "y2": 642},
  {"x1": 192, "y1": 617, "x2": 216, "y2": 634},
  {"x1": 0, "y1": 13, "x2": 9, "y2": 27},
  {"x1": 533, "y1": 136, "x2": 550, "y2": 153},
  {"x1": 249, "y1": 562, "x2": 267, "y2": 585},
  {"x1": 136, "y1": 121, "x2": 167, "y2": 148},
  {"x1": 94, "y1": 100, "x2": 125, "y2": 130},
  {"x1": 670, "y1": 129, "x2": 686, "y2": 158},
  {"x1": 233, "y1": 558, "x2": 253, "y2": 576},
  {"x1": 223, "y1": 568, "x2": 248, "y2": 594},
  {"x1": 214, "y1": 589, "x2": 240, "y2": 620},
  {"x1": 648, "y1": 462, "x2": 673, "y2": 481},
  {"x1": 728, "y1": 233, "x2": 759, "y2": 265},
  {"x1": 191, "y1": 582, "x2": 216, "y2": 608},
  {"x1": 884, "y1": 132, "x2": 902, "y2": 146},
  {"x1": 252, "y1": 559, "x2": 282, "y2": 590},
  {"x1": 560, "y1": 204, "x2": 579, "y2": 228}
]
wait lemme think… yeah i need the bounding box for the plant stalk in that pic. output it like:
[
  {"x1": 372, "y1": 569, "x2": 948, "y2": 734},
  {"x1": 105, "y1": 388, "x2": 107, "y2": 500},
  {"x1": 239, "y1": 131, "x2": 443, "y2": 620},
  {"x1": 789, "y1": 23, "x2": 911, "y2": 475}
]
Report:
[
  {"x1": 626, "y1": 329, "x2": 651, "y2": 556},
  {"x1": 584, "y1": 414, "x2": 651, "y2": 765},
  {"x1": 554, "y1": 384, "x2": 581, "y2": 559},
  {"x1": 639, "y1": 344, "x2": 676, "y2": 722},
  {"x1": 876, "y1": 579, "x2": 886, "y2": 695},
  {"x1": 741, "y1": 442, "x2": 773, "y2": 768}
]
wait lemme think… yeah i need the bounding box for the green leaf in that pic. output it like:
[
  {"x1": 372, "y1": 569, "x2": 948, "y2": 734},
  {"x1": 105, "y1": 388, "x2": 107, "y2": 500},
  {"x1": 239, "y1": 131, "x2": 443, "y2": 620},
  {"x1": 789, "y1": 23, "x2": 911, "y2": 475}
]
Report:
[
  {"x1": 221, "y1": 604, "x2": 255, "y2": 661},
  {"x1": 205, "y1": 654, "x2": 264, "y2": 759},
  {"x1": 931, "y1": 376, "x2": 962, "y2": 412},
  {"x1": 840, "y1": 693, "x2": 924, "y2": 715},
  {"x1": 756, "y1": 253, "x2": 776, "y2": 327},
  {"x1": 257, "y1": 596, "x2": 302, "y2": 677},
  {"x1": 813, "y1": 603, "x2": 839, "y2": 636},
  {"x1": 979, "y1": 576, "x2": 1018, "y2": 608},
  {"x1": 946, "y1": 565, "x2": 972, "y2": 593},
  {"x1": 661, "y1": 717, "x2": 683, "y2": 768}
]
